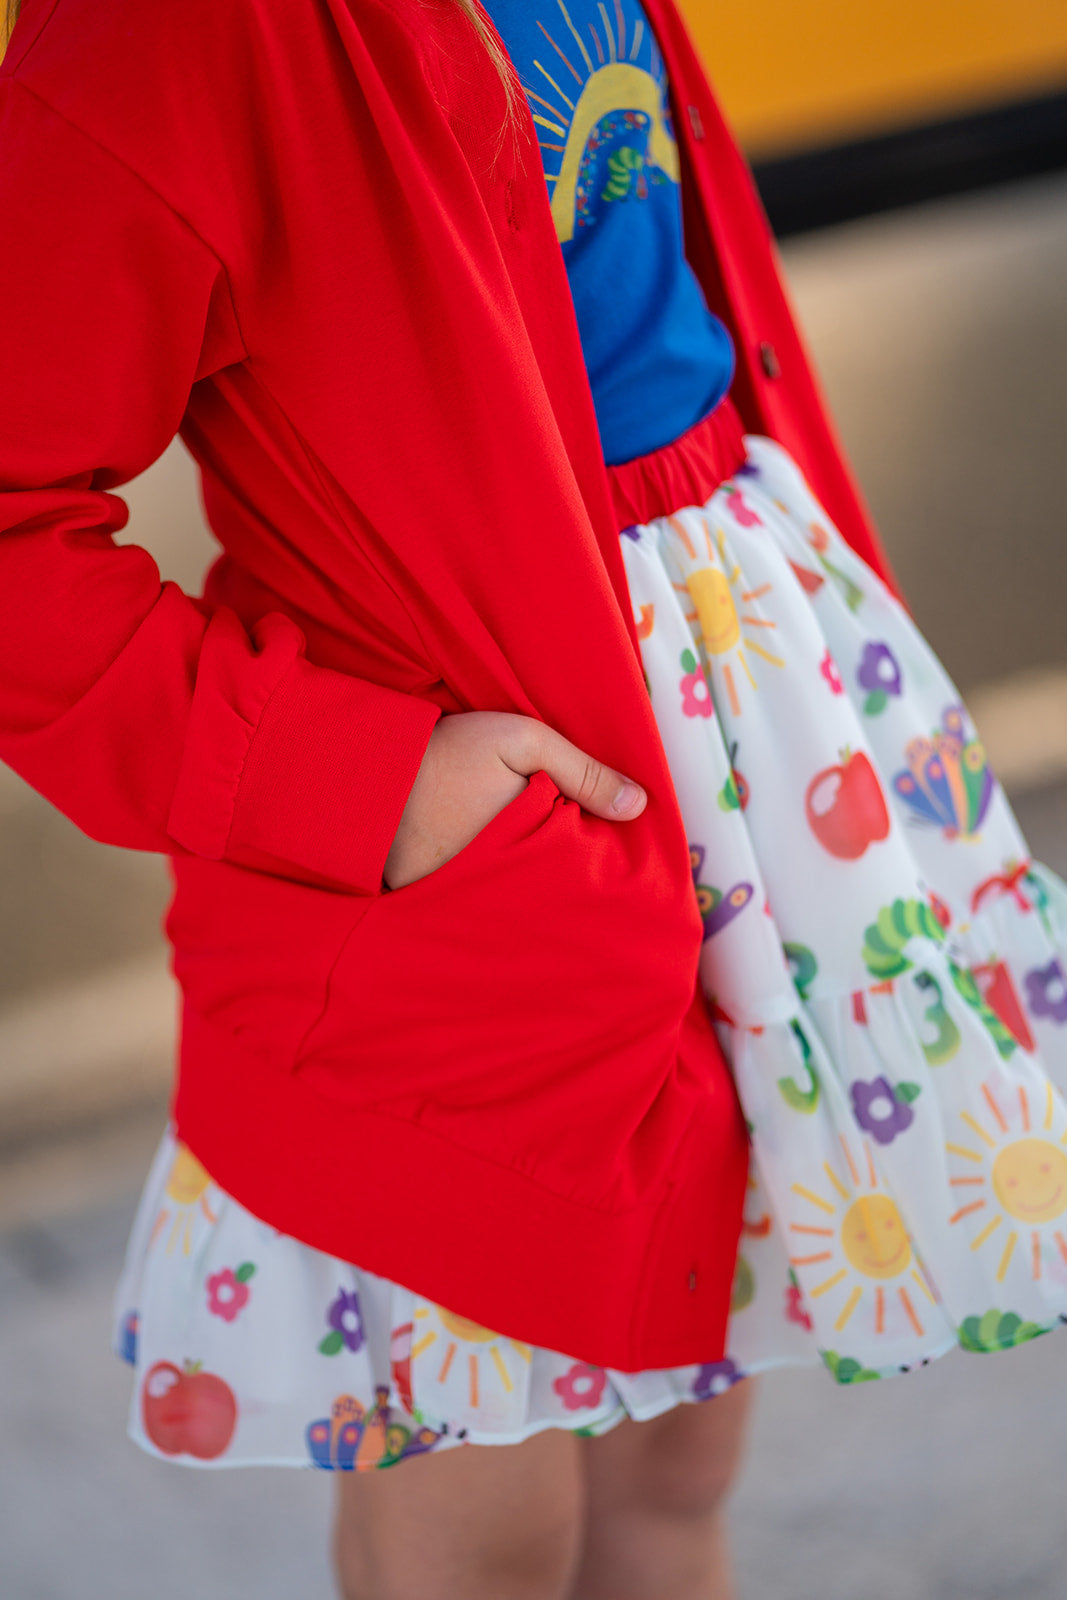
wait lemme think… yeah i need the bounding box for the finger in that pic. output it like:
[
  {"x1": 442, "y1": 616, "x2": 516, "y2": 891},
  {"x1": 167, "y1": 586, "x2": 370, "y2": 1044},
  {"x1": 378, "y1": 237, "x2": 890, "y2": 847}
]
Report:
[{"x1": 512, "y1": 725, "x2": 646, "y2": 820}]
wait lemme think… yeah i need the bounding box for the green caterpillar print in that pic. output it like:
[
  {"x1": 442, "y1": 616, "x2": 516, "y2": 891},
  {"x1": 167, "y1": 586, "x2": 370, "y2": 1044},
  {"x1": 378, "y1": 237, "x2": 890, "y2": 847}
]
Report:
[
  {"x1": 957, "y1": 1309, "x2": 1050, "y2": 1353},
  {"x1": 861, "y1": 898, "x2": 1017, "y2": 1059},
  {"x1": 947, "y1": 965, "x2": 1020, "y2": 1060},
  {"x1": 600, "y1": 144, "x2": 667, "y2": 202},
  {"x1": 861, "y1": 898, "x2": 946, "y2": 979}
]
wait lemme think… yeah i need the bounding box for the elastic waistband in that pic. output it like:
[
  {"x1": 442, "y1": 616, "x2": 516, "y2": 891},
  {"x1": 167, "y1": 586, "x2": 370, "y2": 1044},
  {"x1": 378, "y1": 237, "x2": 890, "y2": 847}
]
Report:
[{"x1": 605, "y1": 392, "x2": 747, "y2": 531}]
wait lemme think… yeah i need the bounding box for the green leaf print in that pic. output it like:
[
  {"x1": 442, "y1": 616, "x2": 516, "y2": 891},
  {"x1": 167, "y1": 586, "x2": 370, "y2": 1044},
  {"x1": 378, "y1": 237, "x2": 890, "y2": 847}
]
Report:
[
  {"x1": 958, "y1": 1309, "x2": 1049, "y2": 1353},
  {"x1": 863, "y1": 689, "x2": 888, "y2": 717},
  {"x1": 1023, "y1": 870, "x2": 1054, "y2": 940},
  {"x1": 680, "y1": 647, "x2": 698, "y2": 675},
  {"x1": 896, "y1": 1082, "x2": 922, "y2": 1104},
  {"x1": 318, "y1": 1329, "x2": 346, "y2": 1356},
  {"x1": 717, "y1": 772, "x2": 741, "y2": 812},
  {"x1": 234, "y1": 1261, "x2": 257, "y2": 1284},
  {"x1": 817, "y1": 555, "x2": 865, "y2": 612},
  {"x1": 731, "y1": 1255, "x2": 756, "y2": 1313},
  {"x1": 821, "y1": 1350, "x2": 880, "y2": 1384}
]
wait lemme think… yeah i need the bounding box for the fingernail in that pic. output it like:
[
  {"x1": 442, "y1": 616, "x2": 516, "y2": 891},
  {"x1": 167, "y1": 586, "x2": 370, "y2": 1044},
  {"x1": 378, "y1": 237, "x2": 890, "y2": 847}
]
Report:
[{"x1": 611, "y1": 782, "x2": 643, "y2": 814}]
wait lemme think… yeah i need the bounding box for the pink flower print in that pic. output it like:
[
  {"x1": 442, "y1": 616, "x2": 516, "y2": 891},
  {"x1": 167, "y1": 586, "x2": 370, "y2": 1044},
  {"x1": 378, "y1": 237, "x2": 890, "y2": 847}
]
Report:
[
  {"x1": 679, "y1": 648, "x2": 714, "y2": 719},
  {"x1": 725, "y1": 488, "x2": 762, "y2": 527},
  {"x1": 552, "y1": 1361, "x2": 607, "y2": 1411},
  {"x1": 820, "y1": 649, "x2": 844, "y2": 694},
  {"x1": 785, "y1": 1274, "x2": 813, "y2": 1332},
  {"x1": 206, "y1": 1262, "x2": 255, "y2": 1322}
]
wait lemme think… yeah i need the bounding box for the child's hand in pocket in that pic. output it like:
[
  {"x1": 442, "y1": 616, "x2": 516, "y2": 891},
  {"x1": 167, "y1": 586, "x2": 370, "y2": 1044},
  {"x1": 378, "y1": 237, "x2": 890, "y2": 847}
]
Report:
[{"x1": 383, "y1": 710, "x2": 647, "y2": 889}]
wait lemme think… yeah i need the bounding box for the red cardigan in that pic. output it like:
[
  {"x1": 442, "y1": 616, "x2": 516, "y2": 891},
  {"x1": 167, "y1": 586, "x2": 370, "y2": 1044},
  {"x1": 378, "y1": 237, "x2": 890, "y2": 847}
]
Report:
[{"x1": 0, "y1": 0, "x2": 896, "y2": 1370}]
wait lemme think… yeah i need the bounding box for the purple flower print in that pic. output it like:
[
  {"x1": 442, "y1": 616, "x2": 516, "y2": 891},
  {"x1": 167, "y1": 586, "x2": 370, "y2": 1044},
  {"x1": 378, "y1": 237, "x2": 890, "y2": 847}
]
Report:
[
  {"x1": 1026, "y1": 960, "x2": 1067, "y2": 1024},
  {"x1": 319, "y1": 1288, "x2": 365, "y2": 1356},
  {"x1": 850, "y1": 1076, "x2": 917, "y2": 1145},
  {"x1": 692, "y1": 1359, "x2": 743, "y2": 1400},
  {"x1": 679, "y1": 648, "x2": 714, "y2": 719},
  {"x1": 857, "y1": 641, "x2": 903, "y2": 716}
]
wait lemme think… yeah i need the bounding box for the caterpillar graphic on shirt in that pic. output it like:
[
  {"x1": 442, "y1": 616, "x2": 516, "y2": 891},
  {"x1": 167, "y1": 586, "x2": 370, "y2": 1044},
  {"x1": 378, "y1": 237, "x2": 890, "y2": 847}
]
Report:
[
  {"x1": 483, "y1": 0, "x2": 735, "y2": 465},
  {"x1": 501, "y1": 0, "x2": 679, "y2": 242}
]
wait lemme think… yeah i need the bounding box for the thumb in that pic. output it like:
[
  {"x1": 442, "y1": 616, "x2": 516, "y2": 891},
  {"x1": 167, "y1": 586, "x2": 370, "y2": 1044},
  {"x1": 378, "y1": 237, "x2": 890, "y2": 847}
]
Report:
[{"x1": 520, "y1": 725, "x2": 647, "y2": 821}]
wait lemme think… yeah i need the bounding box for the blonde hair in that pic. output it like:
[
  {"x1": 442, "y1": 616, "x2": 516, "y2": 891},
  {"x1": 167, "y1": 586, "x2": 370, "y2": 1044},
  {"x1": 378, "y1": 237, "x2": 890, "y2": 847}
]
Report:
[
  {"x1": 441, "y1": 0, "x2": 524, "y2": 129},
  {"x1": 2, "y1": 0, "x2": 19, "y2": 55}
]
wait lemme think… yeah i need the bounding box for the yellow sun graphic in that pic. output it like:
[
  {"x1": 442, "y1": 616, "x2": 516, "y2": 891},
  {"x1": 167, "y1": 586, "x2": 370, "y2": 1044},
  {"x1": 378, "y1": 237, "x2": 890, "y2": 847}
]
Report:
[
  {"x1": 150, "y1": 1143, "x2": 218, "y2": 1257},
  {"x1": 410, "y1": 1303, "x2": 532, "y2": 1412},
  {"x1": 789, "y1": 1133, "x2": 934, "y2": 1339},
  {"x1": 947, "y1": 1078, "x2": 1067, "y2": 1282},
  {"x1": 520, "y1": 0, "x2": 678, "y2": 244},
  {"x1": 668, "y1": 513, "x2": 784, "y2": 717}
]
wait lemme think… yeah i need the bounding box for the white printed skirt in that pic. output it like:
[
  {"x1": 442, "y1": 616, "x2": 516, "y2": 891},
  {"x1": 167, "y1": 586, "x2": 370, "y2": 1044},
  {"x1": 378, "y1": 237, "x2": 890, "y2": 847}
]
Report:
[{"x1": 112, "y1": 433, "x2": 1067, "y2": 1469}]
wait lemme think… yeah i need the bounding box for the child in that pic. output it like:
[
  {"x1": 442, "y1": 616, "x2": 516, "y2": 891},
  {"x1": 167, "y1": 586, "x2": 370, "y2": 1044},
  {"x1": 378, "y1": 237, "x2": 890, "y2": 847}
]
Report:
[{"x1": 3, "y1": 0, "x2": 1066, "y2": 1595}]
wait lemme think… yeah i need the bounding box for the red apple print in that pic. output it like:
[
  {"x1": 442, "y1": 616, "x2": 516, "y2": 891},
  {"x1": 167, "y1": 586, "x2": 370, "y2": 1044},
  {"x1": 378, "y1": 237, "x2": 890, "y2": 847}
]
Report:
[
  {"x1": 725, "y1": 488, "x2": 762, "y2": 527},
  {"x1": 805, "y1": 750, "x2": 890, "y2": 860},
  {"x1": 141, "y1": 1360, "x2": 238, "y2": 1460},
  {"x1": 972, "y1": 961, "x2": 1036, "y2": 1052}
]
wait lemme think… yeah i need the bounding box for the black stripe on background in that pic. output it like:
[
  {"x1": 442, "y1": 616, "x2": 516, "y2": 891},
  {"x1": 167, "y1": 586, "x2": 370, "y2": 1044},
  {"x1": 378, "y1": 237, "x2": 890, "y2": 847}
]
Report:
[{"x1": 752, "y1": 86, "x2": 1067, "y2": 236}]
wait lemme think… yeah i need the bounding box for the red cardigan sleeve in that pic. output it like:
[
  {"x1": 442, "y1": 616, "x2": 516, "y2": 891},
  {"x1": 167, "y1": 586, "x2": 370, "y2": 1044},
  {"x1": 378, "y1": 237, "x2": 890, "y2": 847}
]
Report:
[{"x1": 0, "y1": 82, "x2": 440, "y2": 895}]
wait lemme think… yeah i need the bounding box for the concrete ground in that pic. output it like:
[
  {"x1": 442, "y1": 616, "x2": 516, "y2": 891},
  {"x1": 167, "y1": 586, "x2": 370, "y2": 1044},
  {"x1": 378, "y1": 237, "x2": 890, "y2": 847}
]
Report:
[{"x1": 3, "y1": 170, "x2": 1067, "y2": 1598}]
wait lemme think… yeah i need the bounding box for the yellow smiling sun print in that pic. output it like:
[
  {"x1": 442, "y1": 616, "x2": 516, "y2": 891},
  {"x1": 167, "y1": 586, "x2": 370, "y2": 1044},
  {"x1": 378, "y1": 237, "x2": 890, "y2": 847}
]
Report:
[
  {"x1": 947, "y1": 1078, "x2": 1067, "y2": 1282},
  {"x1": 789, "y1": 1133, "x2": 934, "y2": 1341},
  {"x1": 410, "y1": 1303, "x2": 533, "y2": 1415},
  {"x1": 150, "y1": 1142, "x2": 218, "y2": 1256},
  {"x1": 669, "y1": 514, "x2": 784, "y2": 717}
]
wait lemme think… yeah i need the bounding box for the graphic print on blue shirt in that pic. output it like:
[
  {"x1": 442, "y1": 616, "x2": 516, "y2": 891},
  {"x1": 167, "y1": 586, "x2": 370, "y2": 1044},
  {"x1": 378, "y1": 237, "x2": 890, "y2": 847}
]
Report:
[{"x1": 485, "y1": 0, "x2": 735, "y2": 465}]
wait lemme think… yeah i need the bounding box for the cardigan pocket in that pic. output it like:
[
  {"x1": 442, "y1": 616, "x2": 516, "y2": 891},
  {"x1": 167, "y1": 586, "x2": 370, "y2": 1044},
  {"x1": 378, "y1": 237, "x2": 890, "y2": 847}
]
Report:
[
  {"x1": 165, "y1": 854, "x2": 377, "y2": 1068},
  {"x1": 290, "y1": 770, "x2": 704, "y2": 1213}
]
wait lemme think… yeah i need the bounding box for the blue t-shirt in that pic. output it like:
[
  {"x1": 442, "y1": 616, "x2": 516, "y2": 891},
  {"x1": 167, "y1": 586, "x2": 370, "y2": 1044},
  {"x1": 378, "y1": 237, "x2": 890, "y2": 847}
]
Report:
[{"x1": 485, "y1": 0, "x2": 735, "y2": 465}]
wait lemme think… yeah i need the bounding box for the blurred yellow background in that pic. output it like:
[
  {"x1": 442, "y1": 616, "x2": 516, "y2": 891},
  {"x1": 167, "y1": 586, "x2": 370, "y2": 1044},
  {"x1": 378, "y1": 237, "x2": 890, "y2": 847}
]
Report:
[{"x1": 681, "y1": 0, "x2": 1067, "y2": 155}]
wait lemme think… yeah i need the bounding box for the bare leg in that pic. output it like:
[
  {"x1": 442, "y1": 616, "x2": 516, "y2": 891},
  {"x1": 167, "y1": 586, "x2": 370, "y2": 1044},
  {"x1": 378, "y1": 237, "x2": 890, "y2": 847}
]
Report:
[
  {"x1": 570, "y1": 1378, "x2": 755, "y2": 1600},
  {"x1": 333, "y1": 1426, "x2": 587, "y2": 1600}
]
